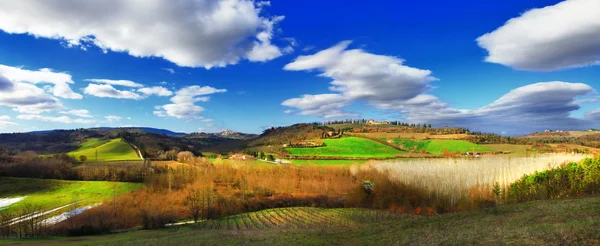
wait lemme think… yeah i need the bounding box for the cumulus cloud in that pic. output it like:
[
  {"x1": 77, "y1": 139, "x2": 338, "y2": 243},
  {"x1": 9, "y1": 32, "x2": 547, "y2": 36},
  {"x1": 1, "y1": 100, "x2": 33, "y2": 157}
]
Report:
[
  {"x1": 84, "y1": 79, "x2": 143, "y2": 88},
  {"x1": 17, "y1": 114, "x2": 95, "y2": 124},
  {"x1": 154, "y1": 85, "x2": 226, "y2": 119},
  {"x1": 282, "y1": 41, "x2": 436, "y2": 118},
  {"x1": 283, "y1": 42, "x2": 599, "y2": 134},
  {"x1": 585, "y1": 108, "x2": 600, "y2": 121},
  {"x1": 477, "y1": 0, "x2": 600, "y2": 71},
  {"x1": 0, "y1": 64, "x2": 81, "y2": 99},
  {"x1": 0, "y1": 0, "x2": 290, "y2": 68},
  {"x1": 162, "y1": 68, "x2": 175, "y2": 74},
  {"x1": 60, "y1": 109, "x2": 93, "y2": 118},
  {"x1": 83, "y1": 84, "x2": 143, "y2": 100},
  {"x1": 104, "y1": 115, "x2": 121, "y2": 122},
  {"x1": 138, "y1": 86, "x2": 173, "y2": 97},
  {"x1": 0, "y1": 75, "x2": 64, "y2": 114}
]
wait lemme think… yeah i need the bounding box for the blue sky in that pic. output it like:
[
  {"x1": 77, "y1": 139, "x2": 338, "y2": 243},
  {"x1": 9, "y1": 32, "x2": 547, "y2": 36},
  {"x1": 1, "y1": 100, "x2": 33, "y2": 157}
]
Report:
[{"x1": 0, "y1": 0, "x2": 598, "y2": 135}]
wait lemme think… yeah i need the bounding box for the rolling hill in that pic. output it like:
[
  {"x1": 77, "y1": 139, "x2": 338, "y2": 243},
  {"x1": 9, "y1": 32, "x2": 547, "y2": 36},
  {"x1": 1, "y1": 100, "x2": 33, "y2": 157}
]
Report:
[
  {"x1": 68, "y1": 138, "x2": 140, "y2": 162},
  {"x1": 285, "y1": 137, "x2": 405, "y2": 158}
]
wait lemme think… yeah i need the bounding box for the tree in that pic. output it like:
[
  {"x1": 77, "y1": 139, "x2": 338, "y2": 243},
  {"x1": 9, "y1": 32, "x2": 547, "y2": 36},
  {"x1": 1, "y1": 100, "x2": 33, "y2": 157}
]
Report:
[
  {"x1": 185, "y1": 188, "x2": 204, "y2": 223},
  {"x1": 266, "y1": 154, "x2": 275, "y2": 162},
  {"x1": 258, "y1": 151, "x2": 265, "y2": 160},
  {"x1": 79, "y1": 155, "x2": 87, "y2": 163}
]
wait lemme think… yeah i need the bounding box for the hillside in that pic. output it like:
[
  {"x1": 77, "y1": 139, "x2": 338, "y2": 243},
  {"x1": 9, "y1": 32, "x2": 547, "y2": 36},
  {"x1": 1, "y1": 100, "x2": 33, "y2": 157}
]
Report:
[
  {"x1": 285, "y1": 137, "x2": 405, "y2": 158},
  {"x1": 68, "y1": 138, "x2": 140, "y2": 162},
  {"x1": 6, "y1": 196, "x2": 599, "y2": 245}
]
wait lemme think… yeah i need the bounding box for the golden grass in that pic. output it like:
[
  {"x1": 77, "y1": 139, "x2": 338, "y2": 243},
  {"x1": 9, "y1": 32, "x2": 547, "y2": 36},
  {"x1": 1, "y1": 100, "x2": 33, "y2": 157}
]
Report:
[{"x1": 353, "y1": 153, "x2": 590, "y2": 205}]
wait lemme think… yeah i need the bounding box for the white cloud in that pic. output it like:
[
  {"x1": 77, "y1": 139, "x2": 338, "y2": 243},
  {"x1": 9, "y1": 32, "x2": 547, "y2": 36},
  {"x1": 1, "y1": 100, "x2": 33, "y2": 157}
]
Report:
[
  {"x1": 383, "y1": 82, "x2": 597, "y2": 134},
  {"x1": 162, "y1": 68, "x2": 175, "y2": 74},
  {"x1": 104, "y1": 115, "x2": 121, "y2": 122},
  {"x1": 60, "y1": 109, "x2": 93, "y2": 118},
  {"x1": 0, "y1": 115, "x2": 9, "y2": 121},
  {"x1": 83, "y1": 84, "x2": 143, "y2": 100},
  {"x1": 84, "y1": 79, "x2": 143, "y2": 88},
  {"x1": 138, "y1": 86, "x2": 173, "y2": 97},
  {"x1": 283, "y1": 42, "x2": 600, "y2": 134},
  {"x1": 0, "y1": 75, "x2": 64, "y2": 114},
  {"x1": 477, "y1": 0, "x2": 600, "y2": 71},
  {"x1": 282, "y1": 41, "x2": 436, "y2": 118},
  {"x1": 0, "y1": 64, "x2": 82, "y2": 99},
  {"x1": 0, "y1": 0, "x2": 290, "y2": 68},
  {"x1": 17, "y1": 114, "x2": 95, "y2": 124},
  {"x1": 154, "y1": 85, "x2": 226, "y2": 119},
  {"x1": 0, "y1": 120, "x2": 16, "y2": 128}
]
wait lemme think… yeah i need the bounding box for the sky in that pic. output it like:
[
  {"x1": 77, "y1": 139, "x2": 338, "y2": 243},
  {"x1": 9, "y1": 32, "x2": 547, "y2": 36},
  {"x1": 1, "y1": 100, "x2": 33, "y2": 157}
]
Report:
[{"x1": 0, "y1": 0, "x2": 599, "y2": 135}]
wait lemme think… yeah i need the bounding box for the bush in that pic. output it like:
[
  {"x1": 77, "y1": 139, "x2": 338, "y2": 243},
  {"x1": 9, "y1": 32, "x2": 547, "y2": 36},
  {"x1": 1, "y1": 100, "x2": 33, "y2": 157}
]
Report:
[{"x1": 505, "y1": 157, "x2": 600, "y2": 202}]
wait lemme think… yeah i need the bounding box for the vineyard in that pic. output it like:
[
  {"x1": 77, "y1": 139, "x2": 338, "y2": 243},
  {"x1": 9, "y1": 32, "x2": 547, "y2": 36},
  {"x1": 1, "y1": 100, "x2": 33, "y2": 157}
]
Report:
[{"x1": 195, "y1": 207, "x2": 403, "y2": 230}]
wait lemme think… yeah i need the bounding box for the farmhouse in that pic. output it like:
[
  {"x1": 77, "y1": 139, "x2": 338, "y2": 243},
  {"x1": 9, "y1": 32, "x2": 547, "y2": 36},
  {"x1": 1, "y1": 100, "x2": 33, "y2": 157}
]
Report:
[{"x1": 367, "y1": 119, "x2": 390, "y2": 125}]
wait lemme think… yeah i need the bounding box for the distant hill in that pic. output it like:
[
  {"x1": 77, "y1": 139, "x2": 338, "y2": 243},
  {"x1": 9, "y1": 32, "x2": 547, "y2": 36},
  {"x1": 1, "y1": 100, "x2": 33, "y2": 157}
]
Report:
[
  {"x1": 27, "y1": 127, "x2": 186, "y2": 136},
  {"x1": 186, "y1": 130, "x2": 258, "y2": 140},
  {"x1": 92, "y1": 127, "x2": 186, "y2": 136}
]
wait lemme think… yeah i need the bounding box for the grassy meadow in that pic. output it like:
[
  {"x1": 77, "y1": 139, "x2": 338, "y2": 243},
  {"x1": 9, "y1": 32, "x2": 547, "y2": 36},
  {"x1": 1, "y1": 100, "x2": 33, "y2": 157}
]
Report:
[
  {"x1": 386, "y1": 138, "x2": 492, "y2": 154},
  {"x1": 0, "y1": 177, "x2": 143, "y2": 213},
  {"x1": 68, "y1": 138, "x2": 140, "y2": 162},
  {"x1": 286, "y1": 137, "x2": 405, "y2": 158}
]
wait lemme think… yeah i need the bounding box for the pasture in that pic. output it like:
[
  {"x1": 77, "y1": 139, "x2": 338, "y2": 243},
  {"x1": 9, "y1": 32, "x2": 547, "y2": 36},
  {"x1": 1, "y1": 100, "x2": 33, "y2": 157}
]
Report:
[
  {"x1": 285, "y1": 137, "x2": 405, "y2": 158},
  {"x1": 290, "y1": 159, "x2": 368, "y2": 166},
  {"x1": 387, "y1": 138, "x2": 492, "y2": 154},
  {"x1": 68, "y1": 138, "x2": 140, "y2": 162},
  {"x1": 0, "y1": 177, "x2": 142, "y2": 213},
  {"x1": 349, "y1": 132, "x2": 467, "y2": 140}
]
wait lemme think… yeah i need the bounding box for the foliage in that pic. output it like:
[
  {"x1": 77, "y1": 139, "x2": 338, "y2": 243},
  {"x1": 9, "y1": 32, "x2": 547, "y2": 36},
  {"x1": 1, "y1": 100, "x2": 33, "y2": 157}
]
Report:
[{"x1": 505, "y1": 157, "x2": 600, "y2": 202}]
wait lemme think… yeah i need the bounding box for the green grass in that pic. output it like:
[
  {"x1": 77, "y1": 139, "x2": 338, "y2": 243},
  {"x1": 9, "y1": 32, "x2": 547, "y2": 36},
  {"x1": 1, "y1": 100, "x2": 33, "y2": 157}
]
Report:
[
  {"x1": 68, "y1": 138, "x2": 140, "y2": 162},
  {"x1": 388, "y1": 138, "x2": 492, "y2": 155},
  {"x1": 6, "y1": 196, "x2": 600, "y2": 245},
  {"x1": 290, "y1": 159, "x2": 368, "y2": 166},
  {"x1": 0, "y1": 177, "x2": 143, "y2": 213},
  {"x1": 286, "y1": 137, "x2": 405, "y2": 158}
]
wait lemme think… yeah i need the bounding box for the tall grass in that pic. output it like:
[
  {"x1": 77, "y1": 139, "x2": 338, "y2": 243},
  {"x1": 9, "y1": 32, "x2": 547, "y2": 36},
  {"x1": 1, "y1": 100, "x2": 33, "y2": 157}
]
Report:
[{"x1": 353, "y1": 154, "x2": 589, "y2": 206}]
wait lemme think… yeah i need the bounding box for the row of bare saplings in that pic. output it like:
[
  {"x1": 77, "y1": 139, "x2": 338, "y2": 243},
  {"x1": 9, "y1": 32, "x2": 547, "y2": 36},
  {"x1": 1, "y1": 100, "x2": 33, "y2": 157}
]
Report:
[{"x1": 0, "y1": 203, "x2": 48, "y2": 239}]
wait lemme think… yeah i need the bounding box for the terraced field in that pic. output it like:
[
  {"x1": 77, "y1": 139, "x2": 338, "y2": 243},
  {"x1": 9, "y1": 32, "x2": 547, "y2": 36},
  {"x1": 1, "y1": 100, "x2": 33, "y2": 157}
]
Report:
[
  {"x1": 68, "y1": 138, "x2": 140, "y2": 162},
  {"x1": 196, "y1": 207, "x2": 402, "y2": 230},
  {"x1": 286, "y1": 137, "x2": 405, "y2": 158}
]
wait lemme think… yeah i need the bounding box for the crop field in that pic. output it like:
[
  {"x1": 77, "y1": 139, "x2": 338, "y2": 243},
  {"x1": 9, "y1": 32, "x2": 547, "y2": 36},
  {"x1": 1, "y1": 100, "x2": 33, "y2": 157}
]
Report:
[
  {"x1": 68, "y1": 138, "x2": 140, "y2": 162},
  {"x1": 358, "y1": 153, "x2": 589, "y2": 205},
  {"x1": 195, "y1": 207, "x2": 402, "y2": 230},
  {"x1": 385, "y1": 138, "x2": 492, "y2": 154},
  {"x1": 286, "y1": 137, "x2": 405, "y2": 158},
  {"x1": 290, "y1": 159, "x2": 368, "y2": 166},
  {"x1": 484, "y1": 144, "x2": 531, "y2": 155},
  {"x1": 0, "y1": 177, "x2": 143, "y2": 213}
]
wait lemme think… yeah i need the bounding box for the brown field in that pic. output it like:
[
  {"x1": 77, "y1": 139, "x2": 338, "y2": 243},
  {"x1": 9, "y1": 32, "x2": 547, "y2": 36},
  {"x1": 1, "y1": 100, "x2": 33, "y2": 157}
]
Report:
[
  {"x1": 548, "y1": 144, "x2": 600, "y2": 153},
  {"x1": 347, "y1": 132, "x2": 467, "y2": 140},
  {"x1": 484, "y1": 144, "x2": 531, "y2": 154}
]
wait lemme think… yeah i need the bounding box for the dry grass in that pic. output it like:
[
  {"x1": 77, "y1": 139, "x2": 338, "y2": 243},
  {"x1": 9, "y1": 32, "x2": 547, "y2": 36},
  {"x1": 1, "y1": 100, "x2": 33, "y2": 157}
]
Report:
[{"x1": 353, "y1": 154, "x2": 590, "y2": 205}]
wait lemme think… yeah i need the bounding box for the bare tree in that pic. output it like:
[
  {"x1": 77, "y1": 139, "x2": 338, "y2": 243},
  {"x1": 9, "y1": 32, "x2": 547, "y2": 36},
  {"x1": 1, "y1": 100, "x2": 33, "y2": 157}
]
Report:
[{"x1": 185, "y1": 188, "x2": 204, "y2": 223}]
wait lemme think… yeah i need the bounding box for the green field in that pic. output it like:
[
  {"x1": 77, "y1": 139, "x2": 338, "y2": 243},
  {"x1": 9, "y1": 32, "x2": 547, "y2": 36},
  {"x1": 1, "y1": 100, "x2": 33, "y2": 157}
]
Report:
[
  {"x1": 290, "y1": 159, "x2": 368, "y2": 166},
  {"x1": 0, "y1": 177, "x2": 143, "y2": 213},
  {"x1": 286, "y1": 137, "x2": 405, "y2": 158},
  {"x1": 68, "y1": 138, "x2": 140, "y2": 162},
  {"x1": 5, "y1": 197, "x2": 599, "y2": 245},
  {"x1": 388, "y1": 138, "x2": 492, "y2": 155}
]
